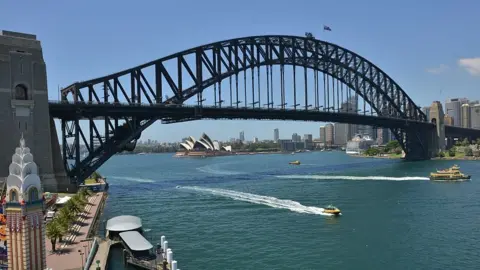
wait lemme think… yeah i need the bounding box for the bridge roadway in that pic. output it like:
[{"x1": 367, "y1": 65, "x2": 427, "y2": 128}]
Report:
[{"x1": 48, "y1": 101, "x2": 435, "y2": 131}]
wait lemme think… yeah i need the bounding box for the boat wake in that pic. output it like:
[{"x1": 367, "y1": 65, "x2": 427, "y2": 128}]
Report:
[
  {"x1": 109, "y1": 176, "x2": 155, "y2": 183},
  {"x1": 178, "y1": 186, "x2": 333, "y2": 216},
  {"x1": 196, "y1": 164, "x2": 241, "y2": 175},
  {"x1": 276, "y1": 175, "x2": 430, "y2": 181}
]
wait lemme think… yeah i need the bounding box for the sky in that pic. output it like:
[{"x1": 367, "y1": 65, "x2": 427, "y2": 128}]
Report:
[{"x1": 2, "y1": 0, "x2": 480, "y2": 142}]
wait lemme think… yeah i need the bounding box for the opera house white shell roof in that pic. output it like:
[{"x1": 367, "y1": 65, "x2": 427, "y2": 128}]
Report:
[{"x1": 180, "y1": 133, "x2": 232, "y2": 151}]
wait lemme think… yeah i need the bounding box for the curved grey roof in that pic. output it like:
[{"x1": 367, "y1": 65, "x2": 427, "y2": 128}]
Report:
[
  {"x1": 120, "y1": 231, "x2": 153, "y2": 251},
  {"x1": 106, "y1": 215, "x2": 142, "y2": 232}
]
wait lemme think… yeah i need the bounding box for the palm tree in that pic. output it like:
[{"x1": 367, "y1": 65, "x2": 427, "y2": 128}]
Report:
[
  {"x1": 55, "y1": 214, "x2": 71, "y2": 242},
  {"x1": 46, "y1": 220, "x2": 64, "y2": 252}
]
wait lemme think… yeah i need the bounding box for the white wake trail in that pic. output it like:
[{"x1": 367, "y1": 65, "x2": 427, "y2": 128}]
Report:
[
  {"x1": 179, "y1": 186, "x2": 332, "y2": 216},
  {"x1": 276, "y1": 175, "x2": 430, "y2": 181},
  {"x1": 109, "y1": 176, "x2": 155, "y2": 183}
]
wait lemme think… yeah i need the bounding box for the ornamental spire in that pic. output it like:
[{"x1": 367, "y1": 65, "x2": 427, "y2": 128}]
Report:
[{"x1": 20, "y1": 132, "x2": 25, "y2": 148}]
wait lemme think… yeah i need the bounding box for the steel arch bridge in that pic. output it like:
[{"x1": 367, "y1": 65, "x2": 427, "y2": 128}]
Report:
[{"x1": 54, "y1": 35, "x2": 436, "y2": 183}]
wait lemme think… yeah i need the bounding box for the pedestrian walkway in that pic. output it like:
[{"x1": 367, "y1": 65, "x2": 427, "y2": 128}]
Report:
[
  {"x1": 89, "y1": 239, "x2": 111, "y2": 270},
  {"x1": 46, "y1": 193, "x2": 102, "y2": 270}
]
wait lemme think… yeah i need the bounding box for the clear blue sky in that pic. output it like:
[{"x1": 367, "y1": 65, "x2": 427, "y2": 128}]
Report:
[{"x1": 2, "y1": 0, "x2": 479, "y2": 142}]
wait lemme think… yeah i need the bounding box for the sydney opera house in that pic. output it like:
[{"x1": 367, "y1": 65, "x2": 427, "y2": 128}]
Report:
[{"x1": 176, "y1": 133, "x2": 233, "y2": 157}]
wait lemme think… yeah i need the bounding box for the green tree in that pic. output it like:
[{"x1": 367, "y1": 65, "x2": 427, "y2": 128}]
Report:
[
  {"x1": 46, "y1": 220, "x2": 64, "y2": 252},
  {"x1": 461, "y1": 138, "x2": 470, "y2": 147},
  {"x1": 365, "y1": 147, "x2": 380, "y2": 156},
  {"x1": 465, "y1": 147, "x2": 473, "y2": 156},
  {"x1": 394, "y1": 148, "x2": 402, "y2": 155},
  {"x1": 438, "y1": 151, "x2": 445, "y2": 158},
  {"x1": 448, "y1": 148, "x2": 456, "y2": 157}
]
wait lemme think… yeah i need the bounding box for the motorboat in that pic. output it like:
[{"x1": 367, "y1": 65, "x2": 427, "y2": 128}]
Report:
[
  {"x1": 429, "y1": 165, "x2": 471, "y2": 181},
  {"x1": 323, "y1": 205, "x2": 341, "y2": 216},
  {"x1": 289, "y1": 160, "x2": 301, "y2": 165}
]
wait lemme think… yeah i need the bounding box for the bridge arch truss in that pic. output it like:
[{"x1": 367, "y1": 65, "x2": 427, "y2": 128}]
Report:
[{"x1": 58, "y1": 35, "x2": 430, "y2": 183}]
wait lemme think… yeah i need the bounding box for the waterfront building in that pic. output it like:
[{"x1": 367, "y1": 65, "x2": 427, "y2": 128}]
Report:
[
  {"x1": 4, "y1": 135, "x2": 46, "y2": 269},
  {"x1": 346, "y1": 134, "x2": 375, "y2": 155},
  {"x1": 445, "y1": 98, "x2": 468, "y2": 127},
  {"x1": 178, "y1": 133, "x2": 232, "y2": 157},
  {"x1": 291, "y1": 133, "x2": 301, "y2": 142},
  {"x1": 461, "y1": 104, "x2": 471, "y2": 128},
  {"x1": 325, "y1": 123, "x2": 334, "y2": 146},
  {"x1": 319, "y1": 126, "x2": 326, "y2": 144},
  {"x1": 444, "y1": 114, "x2": 454, "y2": 126},
  {"x1": 253, "y1": 137, "x2": 259, "y2": 143},
  {"x1": 471, "y1": 104, "x2": 480, "y2": 129},
  {"x1": 273, "y1": 128, "x2": 279, "y2": 142}
]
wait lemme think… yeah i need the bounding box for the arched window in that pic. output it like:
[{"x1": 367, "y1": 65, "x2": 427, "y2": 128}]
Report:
[
  {"x1": 10, "y1": 190, "x2": 18, "y2": 202},
  {"x1": 28, "y1": 187, "x2": 39, "y2": 201},
  {"x1": 14, "y1": 84, "x2": 28, "y2": 100}
]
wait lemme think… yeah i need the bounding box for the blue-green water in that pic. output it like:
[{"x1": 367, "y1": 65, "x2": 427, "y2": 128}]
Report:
[{"x1": 101, "y1": 152, "x2": 480, "y2": 270}]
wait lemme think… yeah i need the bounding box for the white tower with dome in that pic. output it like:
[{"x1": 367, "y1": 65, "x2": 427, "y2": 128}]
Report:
[{"x1": 3, "y1": 134, "x2": 46, "y2": 270}]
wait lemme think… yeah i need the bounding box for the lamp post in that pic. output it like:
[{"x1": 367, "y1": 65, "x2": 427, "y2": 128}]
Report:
[{"x1": 78, "y1": 250, "x2": 84, "y2": 268}]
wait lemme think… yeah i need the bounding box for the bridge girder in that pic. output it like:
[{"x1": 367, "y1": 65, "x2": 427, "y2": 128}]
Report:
[{"x1": 57, "y1": 35, "x2": 431, "y2": 183}]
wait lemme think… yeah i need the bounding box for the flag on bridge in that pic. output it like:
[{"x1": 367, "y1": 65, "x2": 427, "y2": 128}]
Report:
[{"x1": 323, "y1": 25, "x2": 332, "y2": 31}]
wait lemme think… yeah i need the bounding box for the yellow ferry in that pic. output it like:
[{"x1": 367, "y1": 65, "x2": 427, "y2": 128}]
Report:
[
  {"x1": 429, "y1": 165, "x2": 471, "y2": 181},
  {"x1": 323, "y1": 205, "x2": 341, "y2": 216},
  {"x1": 289, "y1": 160, "x2": 301, "y2": 165}
]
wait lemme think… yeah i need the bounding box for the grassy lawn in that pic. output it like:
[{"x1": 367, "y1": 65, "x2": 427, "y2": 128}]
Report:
[{"x1": 84, "y1": 178, "x2": 97, "y2": 185}]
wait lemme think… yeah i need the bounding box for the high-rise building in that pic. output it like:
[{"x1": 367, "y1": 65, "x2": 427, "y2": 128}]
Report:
[
  {"x1": 304, "y1": 134, "x2": 313, "y2": 142},
  {"x1": 461, "y1": 104, "x2": 471, "y2": 128},
  {"x1": 334, "y1": 96, "x2": 359, "y2": 145},
  {"x1": 273, "y1": 128, "x2": 279, "y2": 142},
  {"x1": 444, "y1": 114, "x2": 454, "y2": 126},
  {"x1": 471, "y1": 104, "x2": 480, "y2": 129},
  {"x1": 325, "y1": 123, "x2": 334, "y2": 146},
  {"x1": 253, "y1": 137, "x2": 259, "y2": 143},
  {"x1": 422, "y1": 106, "x2": 431, "y2": 121},
  {"x1": 445, "y1": 98, "x2": 468, "y2": 127},
  {"x1": 292, "y1": 133, "x2": 301, "y2": 142},
  {"x1": 319, "y1": 126, "x2": 326, "y2": 143},
  {"x1": 6, "y1": 136, "x2": 47, "y2": 269},
  {"x1": 376, "y1": 128, "x2": 390, "y2": 145},
  {"x1": 239, "y1": 131, "x2": 245, "y2": 142}
]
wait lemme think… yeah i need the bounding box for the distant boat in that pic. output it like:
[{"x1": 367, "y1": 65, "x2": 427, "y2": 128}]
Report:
[
  {"x1": 138, "y1": 152, "x2": 147, "y2": 155},
  {"x1": 289, "y1": 160, "x2": 301, "y2": 165}
]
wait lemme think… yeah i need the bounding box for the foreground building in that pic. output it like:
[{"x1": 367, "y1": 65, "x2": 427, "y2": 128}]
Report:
[
  {"x1": 177, "y1": 133, "x2": 232, "y2": 157},
  {"x1": 5, "y1": 135, "x2": 46, "y2": 269}
]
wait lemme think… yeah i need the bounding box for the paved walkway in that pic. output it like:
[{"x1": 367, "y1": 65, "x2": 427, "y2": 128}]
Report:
[
  {"x1": 89, "y1": 238, "x2": 110, "y2": 270},
  {"x1": 46, "y1": 193, "x2": 102, "y2": 270}
]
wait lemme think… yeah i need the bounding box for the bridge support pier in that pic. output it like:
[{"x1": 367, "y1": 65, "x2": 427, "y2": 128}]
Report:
[
  {"x1": 0, "y1": 30, "x2": 74, "y2": 192},
  {"x1": 402, "y1": 127, "x2": 437, "y2": 161}
]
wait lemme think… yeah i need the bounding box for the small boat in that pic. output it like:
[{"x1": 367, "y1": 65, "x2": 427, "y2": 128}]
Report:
[
  {"x1": 289, "y1": 160, "x2": 301, "y2": 165},
  {"x1": 323, "y1": 205, "x2": 341, "y2": 216},
  {"x1": 429, "y1": 165, "x2": 471, "y2": 181}
]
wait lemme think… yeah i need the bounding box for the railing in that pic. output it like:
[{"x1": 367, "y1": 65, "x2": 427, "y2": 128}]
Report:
[{"x1": 84, "y1": 237, "x2": 99, "y2": 270}]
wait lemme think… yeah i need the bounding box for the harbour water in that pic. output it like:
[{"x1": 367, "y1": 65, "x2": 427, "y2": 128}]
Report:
[{"x1": 101, "y1": 151, "x2": 480, "y2": 270}]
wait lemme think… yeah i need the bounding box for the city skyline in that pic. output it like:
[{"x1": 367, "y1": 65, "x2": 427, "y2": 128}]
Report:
[{"x1": 2, "y1": 0, "x2": 480, "y2": 142}]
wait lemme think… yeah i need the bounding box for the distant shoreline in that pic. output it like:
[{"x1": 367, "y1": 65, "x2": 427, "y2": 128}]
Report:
[{"x1": 353, "y1": 154, "x2": 479, "y2": 161}]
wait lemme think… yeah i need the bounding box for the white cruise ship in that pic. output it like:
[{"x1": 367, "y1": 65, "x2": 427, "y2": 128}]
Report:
[{"x1": 346, "y1": 134, "x2": 374, "y2": 155}]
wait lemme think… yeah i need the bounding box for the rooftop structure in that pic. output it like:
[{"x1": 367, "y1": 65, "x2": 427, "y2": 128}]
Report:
[
  {"x1": 106, "y1": 215, "x2": 142, "y2": 232},
  {"x1": 119, "y1": 231, "x2": 153, "y2": 251}
]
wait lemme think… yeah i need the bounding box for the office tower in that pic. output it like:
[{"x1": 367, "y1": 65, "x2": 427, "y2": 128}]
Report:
[
  {"x1": 444, "y1": 114, "x2": 454, "y2": 126},
  {"x1": 445, "y1": 98, "x2": 468, "y2": 127},
  {"x1": 376, "y1": 128, "x2": 390, "y2": 145},
  {"x1": 273, "y1": 128, "x2": 279, "y2": 142},
  {"x1": 239, "y1": 131, "x2": 245, "y2": 142},
  {"x1": 471, "y1": 104, "x2": 480, "y2": 129},
  {"x1": 304, "y1": 134, "x2": 313, "y2": 142},
  {"x1": 292, "y1": 133, "x2": 301, "y2": 142},
  {"x1": 319, "y1": 126, "x2": 326, "y2": 143},
  {"x1": 461, "y1": 104, "x2": 471, "y2": 128},
  {"x1": 325, "y1": 123, "x2": 334, "y2": 146}
]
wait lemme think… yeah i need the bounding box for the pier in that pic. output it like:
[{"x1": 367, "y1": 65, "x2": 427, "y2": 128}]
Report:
[{"x1": 89, "y1": 215, "x2": 181, "y2": 270}]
